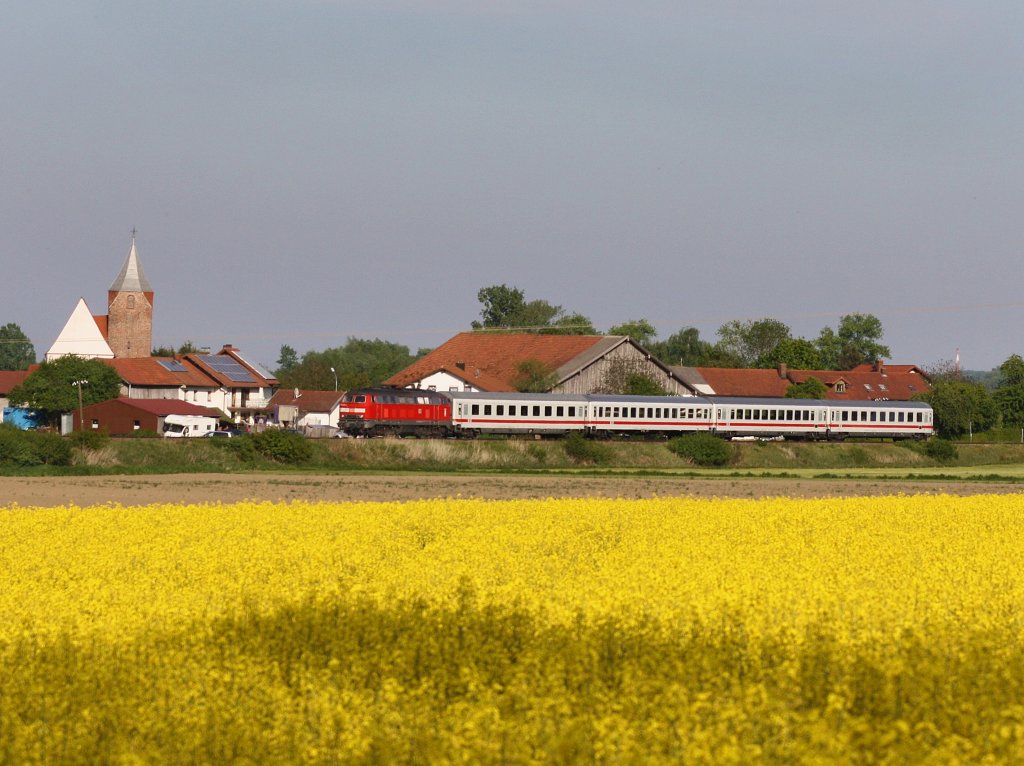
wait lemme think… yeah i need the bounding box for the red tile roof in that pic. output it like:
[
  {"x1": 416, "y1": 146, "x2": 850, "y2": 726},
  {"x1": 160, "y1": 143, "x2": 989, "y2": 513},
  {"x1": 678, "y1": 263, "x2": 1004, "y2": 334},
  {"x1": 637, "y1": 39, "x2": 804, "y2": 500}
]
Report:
[
  {"x1": 687, "y1": 365, "x2": 930, "y2": 400},
  {"x1": 0, "y1": 370, "x2": 29, "y2": 395},
  {"x1": 102, "y1": 357, "x2": 216, "y2": 388},
  {"x1": 103, "y1": 397, "x2": 221, "y2": 416},
  {"x1": 385, "y1": 332, "x2": 611, "y2": 391}
]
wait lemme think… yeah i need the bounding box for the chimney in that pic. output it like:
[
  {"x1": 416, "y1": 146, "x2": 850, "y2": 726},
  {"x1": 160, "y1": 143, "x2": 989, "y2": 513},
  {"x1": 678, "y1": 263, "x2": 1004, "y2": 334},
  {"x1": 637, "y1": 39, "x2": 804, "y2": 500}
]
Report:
[
  {"x1": 777, "y1": 362, "x2": 787, "y2": 378},
  {"x1": 874, "y1": 359, "x2": 886, "y2": 376}
]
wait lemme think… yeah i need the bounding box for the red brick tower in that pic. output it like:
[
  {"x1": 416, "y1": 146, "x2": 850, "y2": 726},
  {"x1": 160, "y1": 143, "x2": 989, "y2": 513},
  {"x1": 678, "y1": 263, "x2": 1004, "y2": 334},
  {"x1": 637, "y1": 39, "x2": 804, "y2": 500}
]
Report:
[{"x1": 107, "y1": 233, "x2": 154, "y2": 358}]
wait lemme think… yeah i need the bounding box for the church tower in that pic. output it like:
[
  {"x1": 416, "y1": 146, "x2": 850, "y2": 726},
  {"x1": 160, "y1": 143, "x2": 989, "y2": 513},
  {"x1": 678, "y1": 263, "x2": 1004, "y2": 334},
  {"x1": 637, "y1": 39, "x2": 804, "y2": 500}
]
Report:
[{"x1": 106, "y1": 232, "x2": 154, "y2": 358}]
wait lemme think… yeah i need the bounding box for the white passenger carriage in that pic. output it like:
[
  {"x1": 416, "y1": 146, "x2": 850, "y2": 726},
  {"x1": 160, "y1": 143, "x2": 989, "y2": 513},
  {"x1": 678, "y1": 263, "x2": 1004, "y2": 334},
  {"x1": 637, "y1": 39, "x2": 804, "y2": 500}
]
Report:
[
  {"x1": 449, "y1": 391, "x2": 588, "y2": 436},
  {"x1": 584, "y1": 394, "x2": 712, "y2": 438},
  {"x1": 709, "y1": 397, "x2": 933, "y2": 440}
]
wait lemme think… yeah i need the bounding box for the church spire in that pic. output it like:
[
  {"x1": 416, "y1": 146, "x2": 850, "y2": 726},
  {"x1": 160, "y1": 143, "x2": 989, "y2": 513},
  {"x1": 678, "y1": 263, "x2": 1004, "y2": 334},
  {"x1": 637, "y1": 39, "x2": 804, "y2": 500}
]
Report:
[{"x1": 109, "y1": 229, "x2": 153, "y2": 294}]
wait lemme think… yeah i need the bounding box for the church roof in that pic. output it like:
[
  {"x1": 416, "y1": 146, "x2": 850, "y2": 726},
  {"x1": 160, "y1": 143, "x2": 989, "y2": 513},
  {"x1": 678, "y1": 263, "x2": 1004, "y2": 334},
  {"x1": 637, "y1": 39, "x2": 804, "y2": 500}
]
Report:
[
  {"x1": 109, "y1": 238, "x2": 153, "y2": 294},
  {"x1": 45, "y1": 298, "x2": 115, "y2": 360}
]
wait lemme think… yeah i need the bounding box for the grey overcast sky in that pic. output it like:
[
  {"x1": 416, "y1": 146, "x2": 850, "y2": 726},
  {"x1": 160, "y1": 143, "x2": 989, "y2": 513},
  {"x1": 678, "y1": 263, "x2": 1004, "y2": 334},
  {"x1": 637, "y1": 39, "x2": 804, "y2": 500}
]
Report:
[{"x1": 3, "y1": 1, "x2": 1022, "y2": 371}]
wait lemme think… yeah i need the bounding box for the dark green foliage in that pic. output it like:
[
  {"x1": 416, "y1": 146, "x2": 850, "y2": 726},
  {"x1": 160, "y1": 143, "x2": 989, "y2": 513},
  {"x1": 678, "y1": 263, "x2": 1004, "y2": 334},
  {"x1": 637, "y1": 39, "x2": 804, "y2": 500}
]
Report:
[
  {"x1": 0, "y1": 424, "x2": 72, "y2": 466},
  {"x1": 562, "y1": 432, "x2": 611, "y2": 465},
  {"x1": 471, "y1": 284, "x2": 595, "y2": 335},
  {"x1": 786, "y1": 376, "x2": 827, "y2": 399},
  {"x1": 276, "y1": 338, "x2": 419, "y2": 390},
  {"x1": 667, "y1": 432, "x2": 733, "y2": 466},
  {"x1": 250, "y1": 429, "x2": 314, "y2": 464},
  {"x1": 512, "y1": 359, "x2": 559, "y2": 392},
  {"x1": 924, "y1": 438, "x2": 958, "y2": 462},
  {"x1": 915, "y1": 381, "x2": 996, "y2": 439},
  {"x1": 623, "y1": 374, "x2": 668, "y2": 396},
  {"x1": 759, "y1": 338, "x2": 823, "y2": 370},
  {"x1": 0, "y1": 323, "x2": 35, "y2": 370}
]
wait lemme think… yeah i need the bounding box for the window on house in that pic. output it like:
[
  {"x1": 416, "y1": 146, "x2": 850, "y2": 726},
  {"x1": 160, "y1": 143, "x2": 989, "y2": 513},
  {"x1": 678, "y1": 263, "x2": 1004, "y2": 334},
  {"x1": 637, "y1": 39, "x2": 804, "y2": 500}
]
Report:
[
  {"x1": 133, "y1": 420, "x2": 141, "y2": 430},
  {"x1": 91, "y1": 419, "x2": 99, "y2": 430}
]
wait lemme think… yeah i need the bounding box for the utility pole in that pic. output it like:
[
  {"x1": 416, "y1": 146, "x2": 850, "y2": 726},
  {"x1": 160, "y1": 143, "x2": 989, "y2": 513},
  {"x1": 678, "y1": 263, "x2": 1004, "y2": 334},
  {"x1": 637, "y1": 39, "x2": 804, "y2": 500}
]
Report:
[{"x1": 72, "y1": 380, "x2": 88, "y2": 432}]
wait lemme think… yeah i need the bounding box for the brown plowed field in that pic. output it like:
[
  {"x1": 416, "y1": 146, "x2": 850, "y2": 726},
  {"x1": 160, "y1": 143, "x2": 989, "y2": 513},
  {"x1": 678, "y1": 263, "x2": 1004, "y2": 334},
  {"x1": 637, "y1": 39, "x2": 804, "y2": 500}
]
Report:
[{"x1": 1, "y1": 473, "x2": 1021, "y2": 507}]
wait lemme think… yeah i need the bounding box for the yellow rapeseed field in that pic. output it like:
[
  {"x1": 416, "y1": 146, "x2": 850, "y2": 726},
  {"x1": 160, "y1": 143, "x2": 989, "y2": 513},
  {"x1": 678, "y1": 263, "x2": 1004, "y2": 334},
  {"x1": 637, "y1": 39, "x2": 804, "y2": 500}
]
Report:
[{"x1": 2, "y1": 494, "x2": 1024, "y2": 764}]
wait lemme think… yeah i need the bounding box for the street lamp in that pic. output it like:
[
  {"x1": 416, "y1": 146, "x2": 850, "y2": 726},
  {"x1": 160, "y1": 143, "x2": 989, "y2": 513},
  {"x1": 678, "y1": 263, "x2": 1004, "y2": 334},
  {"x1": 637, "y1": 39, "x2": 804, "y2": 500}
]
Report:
[
  {"x1": 330, "y1": 367, "x2": 338, "y2": 391},
  {"x1": 71, "y1": 379, "x2": 88, "y2": 432}
]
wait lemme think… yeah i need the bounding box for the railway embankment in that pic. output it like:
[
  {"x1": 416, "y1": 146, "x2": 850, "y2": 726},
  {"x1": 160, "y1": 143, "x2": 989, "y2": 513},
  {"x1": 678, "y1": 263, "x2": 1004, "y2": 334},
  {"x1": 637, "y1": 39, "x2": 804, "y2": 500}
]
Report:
[{"x1": 4, "y1": 432, "x2": 1024, "y2": 480}]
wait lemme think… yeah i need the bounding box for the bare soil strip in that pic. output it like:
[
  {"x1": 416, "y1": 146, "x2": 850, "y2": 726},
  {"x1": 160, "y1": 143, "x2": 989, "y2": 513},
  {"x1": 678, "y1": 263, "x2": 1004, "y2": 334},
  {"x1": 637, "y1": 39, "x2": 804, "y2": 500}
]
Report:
[{"x1": 2, "y1": 473, "x2": 1022, "y2": 508}]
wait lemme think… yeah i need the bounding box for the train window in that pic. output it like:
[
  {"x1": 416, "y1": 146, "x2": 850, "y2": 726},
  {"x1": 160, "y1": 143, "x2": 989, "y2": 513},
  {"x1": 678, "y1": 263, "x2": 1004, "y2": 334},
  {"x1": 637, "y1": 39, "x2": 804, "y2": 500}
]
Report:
[
  {"x1": 556, "y1": 406, "x2": 564, "y2": 417},
  {"x1": 568, "y1": 407, "x2": 576, "y2": 417},
  {"x1": 355, "y1": 395, "x2": 366, "y2": 403},
  {"x1": 508, "y1": 405, "x2": 517, "y2": 416},
  {"x1": 496, "y1": 405, "x2": 504, "y2": 416},
  {"x1": 841, "y1": 411, "x2": 848, "y2": 421},
  {"x1": 545, "y1": 406, "x2": 552, "y2": 416},
  {"x1": 898, "y1": 412, "x2": 905, "y2": 422},
  {"x1": 484, "y1": 405, "x2": 492, "y2": 416},
  {"x1": 870, "y1": 412, "x2": 877, "y2": 422},
  {"x1": 472, "y1": 404, "x2": 480, "y2": 415},
  {"x1": 533, "y1": 406, "x2": 541, "y2": 416},
  {"x1": 613, "y1": 407, "x2": 620, "y2": 418}
]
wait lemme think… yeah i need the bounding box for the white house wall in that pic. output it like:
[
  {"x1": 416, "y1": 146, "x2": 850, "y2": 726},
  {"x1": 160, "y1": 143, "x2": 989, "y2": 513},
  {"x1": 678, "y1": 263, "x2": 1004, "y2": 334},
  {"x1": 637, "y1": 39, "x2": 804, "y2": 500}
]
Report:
[{"x1": 415, "y1": 371, "x2": 478, "y2": 392}]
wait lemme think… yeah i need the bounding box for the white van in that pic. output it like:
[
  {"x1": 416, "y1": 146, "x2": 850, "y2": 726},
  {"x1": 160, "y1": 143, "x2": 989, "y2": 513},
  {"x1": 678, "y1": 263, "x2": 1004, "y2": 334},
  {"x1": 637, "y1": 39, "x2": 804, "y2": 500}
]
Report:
[{"x1": 162, "y1": 413, "x2": 217, "y2": 438}]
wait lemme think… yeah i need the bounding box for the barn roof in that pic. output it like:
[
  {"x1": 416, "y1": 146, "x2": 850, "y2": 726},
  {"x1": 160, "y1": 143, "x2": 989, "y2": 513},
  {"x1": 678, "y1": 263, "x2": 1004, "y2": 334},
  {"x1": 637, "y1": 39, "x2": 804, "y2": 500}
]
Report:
[
  {"x1": 88, "y1": 397, "x2": 221, "y2": 417},
  {"x1": 384, "y1": 332, "x2": 625, "y2": 392}
]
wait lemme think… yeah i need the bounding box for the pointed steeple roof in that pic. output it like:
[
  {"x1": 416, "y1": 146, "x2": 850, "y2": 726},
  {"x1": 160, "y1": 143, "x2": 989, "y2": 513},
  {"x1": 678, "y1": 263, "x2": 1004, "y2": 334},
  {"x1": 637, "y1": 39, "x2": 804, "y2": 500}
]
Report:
[{"x1": 109, "y1": 234, "x2": 153, "y2": 293}]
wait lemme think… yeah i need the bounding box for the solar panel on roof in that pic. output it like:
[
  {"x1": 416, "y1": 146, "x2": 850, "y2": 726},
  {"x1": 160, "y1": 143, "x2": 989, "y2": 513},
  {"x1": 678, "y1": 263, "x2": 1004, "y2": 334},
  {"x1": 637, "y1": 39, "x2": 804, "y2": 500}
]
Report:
[
  {"x1": 198, "y1": 355, "x2": 256, "y2": 382},
  {"x1": 157, "y1": 359, "x2": 188, "y2": 372}
]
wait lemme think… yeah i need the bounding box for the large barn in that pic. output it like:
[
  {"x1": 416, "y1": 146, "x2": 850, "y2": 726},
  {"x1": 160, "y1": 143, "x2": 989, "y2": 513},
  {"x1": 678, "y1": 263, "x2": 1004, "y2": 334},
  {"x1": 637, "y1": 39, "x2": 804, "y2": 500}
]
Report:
[{"x1": 385, "y1": 332, "x2": 693, "y2": 395}]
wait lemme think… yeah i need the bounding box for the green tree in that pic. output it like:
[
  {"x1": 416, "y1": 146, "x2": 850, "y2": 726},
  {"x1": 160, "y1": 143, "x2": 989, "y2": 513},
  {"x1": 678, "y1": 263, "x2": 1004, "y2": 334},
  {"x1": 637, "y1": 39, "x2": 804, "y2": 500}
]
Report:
[
  {"x1": 648, "y1": 328, "x2": 713, "y2": 367},
  {"x1": 915, "y1": 380, "x2": 996, "y2": 439},
  {"x1": 275, "y1": 345, "x2": 300, "y2": 377},
  {"x1": 993, "y1": 354, "x2": 1024, "y2": 427},
  {"x1": 9, "y1": 356, "x2": 123, "y2": 426},
  {"x1": 548, "y1": 312, "x2": 598, "y2": 335},
  {"x1": 0, "y1": 323, "x2": 35, "y2": 370},
  {"x1": 758, "y1": 338, "x2": 823, "y2": 370},
  {"x1": 816, "y1": 314, "x2": 890, "y2": 370},
  {"x1": 623, "y1": 374, "x2": 668, "y2": 396},
  {"x1": 471, "y1": 284, "x2": 595, "y2": 335},
  {"x1": 472, "y1": 285, "x2": 527, "y2": 329},
  {"x1": 512, "y1": 359, "x2": 559, "y2": 393},
  {"x1": 608, "y1": 319, "x2": 658, "y2": 347},
  {"x1": 716, "y1": 318, "x2": 792, "y2": 368},
  {"x1": 785, "y1": 376, "x2": 827, "y2": 399},
  {"x1": 277, "y1": 338, "x2": 417, "y2": 391}
]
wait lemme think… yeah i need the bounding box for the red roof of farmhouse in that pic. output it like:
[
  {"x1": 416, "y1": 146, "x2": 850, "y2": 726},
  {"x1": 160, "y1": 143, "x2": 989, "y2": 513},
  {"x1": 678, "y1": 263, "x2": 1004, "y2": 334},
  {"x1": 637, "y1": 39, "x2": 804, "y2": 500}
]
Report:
[
  {"x1": 103, "y1": 398, "x2": 221, "y2": 416},
  {"x1": 0, "y1": 370, "x2": 29, "y2": 395},
  {"x1": 385, "y1": 332, "x2": 613, "y2": 392},
  {"x1": 676, "y1": 362, "x2": 930, "y2": 401}
]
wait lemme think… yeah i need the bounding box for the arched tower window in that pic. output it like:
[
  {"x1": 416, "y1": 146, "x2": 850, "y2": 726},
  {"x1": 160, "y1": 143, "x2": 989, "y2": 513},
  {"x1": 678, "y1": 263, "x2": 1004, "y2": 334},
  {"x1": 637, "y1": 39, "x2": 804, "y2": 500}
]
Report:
[{"x1": 127, "y1": 295, "x2": 135, "y2": 309}]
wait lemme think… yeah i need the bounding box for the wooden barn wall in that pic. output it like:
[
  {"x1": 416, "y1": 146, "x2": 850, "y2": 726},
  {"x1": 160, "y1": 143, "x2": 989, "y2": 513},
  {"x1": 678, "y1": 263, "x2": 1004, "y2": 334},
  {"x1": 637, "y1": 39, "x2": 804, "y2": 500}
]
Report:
[{"x1": 551, "y1": 344, "x2": 692, "y2": 395}]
